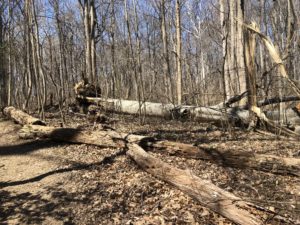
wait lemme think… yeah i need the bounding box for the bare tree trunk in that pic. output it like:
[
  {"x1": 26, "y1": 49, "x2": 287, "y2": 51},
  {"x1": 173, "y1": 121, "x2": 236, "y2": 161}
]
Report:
[
  {"x1": 28, "y1": 3, "x2": 41, "y2": 112},
  {"x1": 90, "y1": 1, "x2": 96, "y2": 83},
  {"x1": 31, "y1": 1, "x2": 46, "y2": 119},
  {"x1": 220, "y1": 0, "x2": 228, "y2": 102},
  {"x1": 245, "y1": 23, "x2": 258, "y2": 108},
  {"x1": 7, "y1": 1, "x2": 12, "y2": 106},
  {"x1": 23, "y1": 0, "x2": 33, "y2": 110},
  {"x1": 110, "y1": 0, "x2": 116, "y2": 98},
  {"x1": 133, "y1": 0, "x2": 145, "y2": 103},
  {"x1": 227, "y1": 0, "x2": 235, "y2": 99},
  {"x1": 84, "y1": 0, "x2": 91, "y2": 82},
  {"x1": 236, "y1": 0, "x2": 247, "y2": 105},
  {"x1": 47, "y1": 34, "x2": 66, "y2": 124},
  {"x1": 51, "y1": 0, "x2": 66, "y2": 117},
  {"x1": 0, "y1": 5, "x2": 6, "y2": 108},
  {"x1": 175, "y1": 0, "x2": 182, "y2": 105},
  {"x1": 124, "y1": 0, "x2": 143, "y2": 121},
  {"x1": 160, "y1": 0, "x2": 173, "y2": 102},
  {"x1": 83, "y1": 0, "x2": 96, "y2": 83}
]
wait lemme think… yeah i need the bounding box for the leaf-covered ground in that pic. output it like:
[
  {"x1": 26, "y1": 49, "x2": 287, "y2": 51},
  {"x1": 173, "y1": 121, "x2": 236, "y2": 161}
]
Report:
[{"x1": 0, "y1": 112, "x2": 299, "y2": 224}]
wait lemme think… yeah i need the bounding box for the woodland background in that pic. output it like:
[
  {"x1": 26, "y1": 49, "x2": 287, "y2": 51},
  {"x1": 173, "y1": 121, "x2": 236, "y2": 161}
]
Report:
[{"x1": 0, "y1": 0, "x2": 299, "y2": 115}]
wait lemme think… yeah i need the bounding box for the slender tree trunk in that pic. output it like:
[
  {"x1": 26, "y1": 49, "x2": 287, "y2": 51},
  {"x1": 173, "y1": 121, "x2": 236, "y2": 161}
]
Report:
[
  {"x1": 160, "y1": 0, "x2": 173, "y2": 102},
  {"x1": 7, "y1": 1, "x2": 12, "y2": 106},
  {"x1": 133, "y1": 0, "x2": 145, "y2": 102},
  {"x1": 175, "y1": 0, "x2": 182, "y2": 105},
  {"x1": 110, "y1": 0, "x2": 116, "y2": 98},
  {"x1": 23, "y1": 0, "x2": 33, "y2": 110},
  {"x1": 0, "y1": 6, "x2": 6, "y2": 108},
  {"x1": 236, "y1": 0, "x2": 247, "y2": 106},
  {"x1": 83, "y1": 0, "x2": 96, "y2": 84},
  {"x1": 90, "y1": 1, "x2": 96, "y2": 84},
  {"x1": 31, "y1": 1, "x2": 46, "y2": 119}
]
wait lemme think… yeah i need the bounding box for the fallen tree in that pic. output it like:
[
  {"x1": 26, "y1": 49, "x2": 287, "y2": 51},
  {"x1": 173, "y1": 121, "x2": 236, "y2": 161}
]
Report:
[
  {"x1": 18, "y1": 124, "x2": 300, "y2": 177},
  {"x1": 3, "y1": 106, "x2": 297, "y2": 224},
  {"x1": 3, "y1": 106, "x2": 46, "y2": 126},
  {"x1": 76, "y1": 95, "x2": 250, "y2": 124},
  {"x1": 127, "y1": 143, "x2": 293, "y2": 225},
  {"x1": 76, "y1": 95, "x2": 300, "y2": 134}
]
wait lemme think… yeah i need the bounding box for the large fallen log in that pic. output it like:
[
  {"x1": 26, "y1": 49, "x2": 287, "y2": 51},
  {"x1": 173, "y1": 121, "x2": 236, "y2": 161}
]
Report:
[
  {"x1": 76, "y1": 96, "x2": 250, "y2": 124},
  {"x1": 20, "y1": 124, "x2": 300, "y2": 177},
  {"x1": 3, "y1": 106, "x2": 46, "y2": 126},
  {"x1": 76, "y1": 96, "x2": 300, "y2": 129},
  {"x1": 127, "y1": 144, "x2": 293, "y2": 225}
]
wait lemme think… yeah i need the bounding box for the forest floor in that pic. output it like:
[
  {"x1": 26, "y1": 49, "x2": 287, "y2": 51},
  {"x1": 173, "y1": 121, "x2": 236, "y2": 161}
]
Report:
[{"x1": 0, "y1": 111, "x2": 299, "y2": 225}]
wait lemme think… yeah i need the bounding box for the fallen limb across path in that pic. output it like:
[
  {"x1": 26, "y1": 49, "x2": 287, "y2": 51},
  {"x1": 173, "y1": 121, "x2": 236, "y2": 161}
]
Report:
[
  {"x1": 127, "y1": 144, "x2": 293, "y2": 225},
  {"x1": 19, "y1": 124, "x2": 300, "y2": 177}
]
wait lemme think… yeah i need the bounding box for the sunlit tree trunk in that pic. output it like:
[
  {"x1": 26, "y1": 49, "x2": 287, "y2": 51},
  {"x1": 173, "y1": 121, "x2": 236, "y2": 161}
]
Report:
[
  {"x1": 160, "y1": 0, "x2": 173, "y2": 102},
  {"x1": 175, "y1": 0, "x2": 182, "y2": 105},
  {"x1": 0, "y1": 6, "x2": 6, "y2": 108},
  {"x1": 236, "y1": 0, "x2": 246, "y2": 105},
  {"x1": 83, "y1": 0, "x2": 96, "y2": 83},
  {"x1": 23, "y1": 0, "x2": 33, "y2": 110},
  {"x1": 30, "y1": 1, "x2": 46, "y2": 119},
  {"x1": 7, "y1": 1, "x2": 12, "y2": 106}
]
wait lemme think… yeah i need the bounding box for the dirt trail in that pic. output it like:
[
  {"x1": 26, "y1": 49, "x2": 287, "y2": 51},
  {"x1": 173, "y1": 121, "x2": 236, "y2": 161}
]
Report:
[
  {"x1": 0, "y1": 119, "x2": 73, "y2": 224},
  {"x1": 1, "y1": 114, "x2": 299, "y2": 224}
]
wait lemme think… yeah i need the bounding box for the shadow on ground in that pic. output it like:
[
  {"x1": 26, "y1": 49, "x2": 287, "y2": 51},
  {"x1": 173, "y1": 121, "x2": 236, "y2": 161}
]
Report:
[
  {"x1": 0, "y1": 140, "x2": 67, "y2": 156},
  {"x1": 0, "y1": 187, "x2": 75, "y2": 224},
  {"x1": 0, "y1": 148, "x2": 125, "y2": 188},
  {"x1": 0, "y1": 148, "x2": 126, "y2": 224}
]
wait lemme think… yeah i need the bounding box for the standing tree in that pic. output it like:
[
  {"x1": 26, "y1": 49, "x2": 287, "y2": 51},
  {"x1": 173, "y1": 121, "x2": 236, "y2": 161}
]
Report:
[
  {"x1": 80, "y1": 0, "x2": 97, "y2": 84},
  {"x1": 221, "y1": 0, "x2": 246, "y2": 103},
  {"x1": 175, "y1": 0, "x2": 182, "y2": 105},
  {"x1": 0, "y1": 1, "x2": 7, "y2": 108}
]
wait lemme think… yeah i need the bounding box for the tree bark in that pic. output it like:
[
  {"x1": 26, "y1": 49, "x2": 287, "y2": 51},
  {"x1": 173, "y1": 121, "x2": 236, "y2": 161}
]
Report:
[{"x1": 127, "y1": 144, "x2": 293, "y2": 225}]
